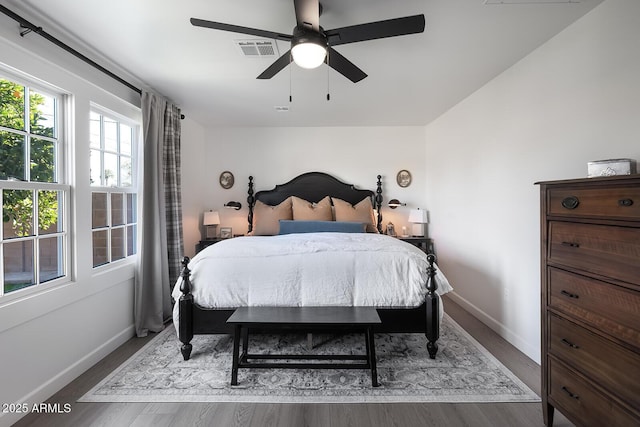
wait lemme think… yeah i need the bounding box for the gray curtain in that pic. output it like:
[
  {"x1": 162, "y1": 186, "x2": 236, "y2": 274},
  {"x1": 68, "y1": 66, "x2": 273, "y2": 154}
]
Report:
[{"x1": 135, "y1": 91, "x2": 184, "y2": 337}]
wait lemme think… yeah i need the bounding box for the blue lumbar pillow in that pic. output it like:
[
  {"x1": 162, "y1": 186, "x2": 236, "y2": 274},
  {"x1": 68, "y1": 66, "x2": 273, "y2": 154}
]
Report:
[{"x1": 278, "y1": 220, "x2": 366, "y2": 235}]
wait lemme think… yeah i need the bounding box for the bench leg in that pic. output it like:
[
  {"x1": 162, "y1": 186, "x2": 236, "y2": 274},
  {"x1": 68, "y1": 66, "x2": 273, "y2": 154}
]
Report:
[
  {"x1": 231, "y1": 324, "x2": 241, "y2": 385},
  {"x1": 307, "y1": 333, "x2": 313, "y2": 350},
  {"x1": 242, "y1": 327, "x2": 249, "y2": 358},
  {"x1": 366, "y1": 327, "x2": 379, "y2": 387}
]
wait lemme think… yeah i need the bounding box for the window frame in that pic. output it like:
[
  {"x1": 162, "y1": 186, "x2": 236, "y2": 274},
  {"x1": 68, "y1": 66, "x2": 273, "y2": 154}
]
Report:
[
  {"x1": 0, "y1": 71, "x2": 70, "y2": 299},
  {"x1": 89, "y1": 105, "x2": 138, "y2": 269}
]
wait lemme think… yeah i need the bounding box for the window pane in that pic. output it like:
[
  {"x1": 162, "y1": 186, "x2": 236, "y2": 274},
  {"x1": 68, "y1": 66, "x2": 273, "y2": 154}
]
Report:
[
  {"x1": 39, "y1": 236, "x2": 64, "y2": 283},
  {"x1": 89, "y1": 109, "x2": 138, "y2": 269},
  {"x1": 0, "y1": 131, "x2": 26, "y2": 181},
  {"x1": 90, "y1": 149, "x2": 101, "y2": 186},
  {"x1": 30, "y1": 90, "x2": 56, "y2": 138},
  {"x1": 104, "y1": 152, "x2": 117, "y2": 186},
  {"x1": 111, "y1": 193, "x2": 124, "y2": 226},
  {"x1": 0, "y1": 79, "x2": 25, "y2": 130},
  {"x1": 92, "y1": 230, "x2": 108, "y2": 267},
  {"x1": 104, "y1": 117, "x2": 118, "y2": 152},
  {"x1": 90, "y1": 112, "x2": 101, "y2": 149},
  {"x1": 120, "y1": 123, "x2": 131, "y2": 156},
  {"x1": 126, "y1": 193, "x2": 137, "y2": 224},
  {"x1": 111, "y1": 227, "x2": 125, "y2": 261},
  {"x1": 30, "y1": 138, "x2": 56, "y2": 183},
  {"x1": 92, "y1": 192, "x2": 108, "y2": 228},
  {"x1": 120, "y1": 156, "x2": 132, "y2": 187},
  {"x1": 3, "y1": 189, "x2": 34, "y2": 238},
  {"x1": 38, "y1": 190, "x2": 62, "y2": 234},
  {"x1": 127, "y1": 224, "x2": 136, "y2": 256},
  {"x1": 3, "y1": 240, "x2": 35, "y2": 293}
]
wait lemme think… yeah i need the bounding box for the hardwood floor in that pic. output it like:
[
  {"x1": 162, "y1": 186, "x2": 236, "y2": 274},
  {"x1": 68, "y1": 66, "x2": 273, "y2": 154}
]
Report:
[{"x1": 13, "y1": 297, "x2": 574, "y2": 427}]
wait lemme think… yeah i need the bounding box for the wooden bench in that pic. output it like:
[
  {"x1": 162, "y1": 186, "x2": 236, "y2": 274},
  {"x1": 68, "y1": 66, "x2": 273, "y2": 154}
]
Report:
[{"x1": 226, "y1": 306, "x2": 381, "y2": 387}]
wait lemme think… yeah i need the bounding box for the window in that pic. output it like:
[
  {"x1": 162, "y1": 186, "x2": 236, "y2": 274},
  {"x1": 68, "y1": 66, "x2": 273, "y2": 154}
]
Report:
[
  {"x1": 90, "y1": 109, "x2": 137, "y2": 267},
  {"x1": 0, "y1": 74, "x2": 68, "y2": 296}
]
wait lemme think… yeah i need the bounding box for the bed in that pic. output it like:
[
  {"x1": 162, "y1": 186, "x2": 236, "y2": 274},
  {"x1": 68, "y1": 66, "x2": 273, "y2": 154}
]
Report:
[{"x1": 173, "y1": 172, "x2": 452, "y2": 361}]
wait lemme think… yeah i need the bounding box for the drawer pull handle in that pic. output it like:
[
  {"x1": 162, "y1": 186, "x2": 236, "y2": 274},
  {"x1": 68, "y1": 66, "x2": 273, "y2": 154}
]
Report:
[
  {"x1": 618, "y1": 198, "x2": 634, "y2": 207},
  {"x1": 561, "y1": 196, "x2": 580, "y2": 210},
  {"x1": 561, "y1": 338, "x2": 580, "y2": 349},
  {"x1": 560, "y1": 290, "x2": 580, "y2": 299},
  {"x1": 561, "y1": 241, "x2": 580, "y2": 248},
  {"x1": 561, "y1": 386, "x2": 580, "y2": 401}
]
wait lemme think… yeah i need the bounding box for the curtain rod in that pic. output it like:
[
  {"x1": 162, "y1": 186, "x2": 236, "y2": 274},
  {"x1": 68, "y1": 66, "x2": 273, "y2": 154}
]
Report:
[
  {"x1": 0, "y1": 5, "x2": 186, "y2": 119},
  {"x1": 0, "y1": 5, "x2": 142, "y2": 94}
]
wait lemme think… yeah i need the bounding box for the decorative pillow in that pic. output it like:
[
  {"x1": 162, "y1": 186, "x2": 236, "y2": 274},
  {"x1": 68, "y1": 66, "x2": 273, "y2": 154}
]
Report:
[
  {"x1": 332, "y1": 197, "x2": 379, "y2": 233},
  {"x1": 278, "y1": 220, "x2": 366, "y2": 235},
  {"x1": 291, "y1": 196, "x2": 333, "y2": 221},
  {"x1": 252, "y1": 197, "x2": 293, "y2": 235}
]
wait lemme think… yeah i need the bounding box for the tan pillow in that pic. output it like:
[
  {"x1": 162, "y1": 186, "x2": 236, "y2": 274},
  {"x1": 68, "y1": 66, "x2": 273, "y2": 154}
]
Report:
[
  {"x1": 332, "y1": 197, "x2": 379, "y2": 233},
  {"x1": 292, "y1": 196, "x2": 333, "y2": 221},
  {"x1": 252, "y1": 197, "x2": 293, "y2": 235}
]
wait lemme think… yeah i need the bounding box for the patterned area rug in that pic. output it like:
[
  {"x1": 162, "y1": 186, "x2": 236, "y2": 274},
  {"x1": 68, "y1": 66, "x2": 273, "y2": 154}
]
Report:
[{"x1": 79, "y1": 315, "x2": 539, "y2": 403}]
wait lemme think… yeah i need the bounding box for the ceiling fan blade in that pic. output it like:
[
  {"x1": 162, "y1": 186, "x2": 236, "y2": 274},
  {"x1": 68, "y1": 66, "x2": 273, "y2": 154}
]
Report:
[
  {"x1": 293, "y1": 0, "x2": 320, "y2": 31},
  {"x1": 325, "y1": 14, "x2": 425, "y2": 46},
  {"x1": 327, "y1": 48, "x2": 367, "y2": 83},
  {"x1": 257, "y1": 50, "x2": 293, "y2": 79},
  {"x1": 190, "y1": 18, "x2": 292, "y2": 42}
]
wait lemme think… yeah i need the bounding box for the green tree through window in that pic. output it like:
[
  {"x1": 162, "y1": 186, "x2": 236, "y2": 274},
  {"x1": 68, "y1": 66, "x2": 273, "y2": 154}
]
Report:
[
  {"x1": 1, "y1": 75, "x2": 65, "y2": 295},
  {"x1": 1, "y1": 78, "x2": 57, "y2": 237}
]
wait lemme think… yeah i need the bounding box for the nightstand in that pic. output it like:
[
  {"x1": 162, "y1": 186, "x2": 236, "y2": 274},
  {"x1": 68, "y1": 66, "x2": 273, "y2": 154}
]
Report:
[
  {"x1": 196, "y1": 238, "x2": 224, "y2": 254},
  {"x1": 399, "y1": 236, "x2": 435, "y2": 255}
]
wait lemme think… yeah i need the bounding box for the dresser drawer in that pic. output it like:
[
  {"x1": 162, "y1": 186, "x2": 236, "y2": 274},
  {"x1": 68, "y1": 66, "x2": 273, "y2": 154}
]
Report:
[
  {"x1": 548, "y1": 313, "x2": 640, "y2": 409},
  {"x1": 548, "y1": 185, "x2": 640, "y2": 220},
  {"x1": 548, "y1": 267, "x2": 640, "y2": 348},
  {"x1": 548, "y1": 221, "x2": 640, "y2": 285},
  {"x1": 548, "y1": 358, "x2": 638, "y2": 427}
]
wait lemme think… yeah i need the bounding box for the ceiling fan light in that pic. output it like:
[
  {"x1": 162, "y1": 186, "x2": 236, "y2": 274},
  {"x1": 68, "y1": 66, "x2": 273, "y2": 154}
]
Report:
[{"x1": 292, "y1": 42, "x2": 326, "y2": 69}]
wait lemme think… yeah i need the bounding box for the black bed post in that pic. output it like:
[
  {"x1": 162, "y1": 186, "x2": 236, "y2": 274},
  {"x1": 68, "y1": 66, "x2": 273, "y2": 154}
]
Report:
[
  {"x1": 425, "y1": 254, "x2": 440, "y2": 359},
  {"x1": 375, "y1": 175, "x2": 383, "y2": 233},
  {"x1": 178, "y1": 256, "x2": 194, "y2": 361},
  {"x1": 247, "y1": 176, "x2": 255, "y2": 234}
]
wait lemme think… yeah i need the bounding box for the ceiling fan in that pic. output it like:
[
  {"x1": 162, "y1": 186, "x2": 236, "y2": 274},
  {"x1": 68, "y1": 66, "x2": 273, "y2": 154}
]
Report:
[{"x1": 190, "y1": 0, "x2": 425, "y2": 83}]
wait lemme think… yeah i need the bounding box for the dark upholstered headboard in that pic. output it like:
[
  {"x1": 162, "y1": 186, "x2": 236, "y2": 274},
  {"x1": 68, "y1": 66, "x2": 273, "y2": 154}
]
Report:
[{"x1": 247, "y1": 172, "x2": 383, "y2": 233}]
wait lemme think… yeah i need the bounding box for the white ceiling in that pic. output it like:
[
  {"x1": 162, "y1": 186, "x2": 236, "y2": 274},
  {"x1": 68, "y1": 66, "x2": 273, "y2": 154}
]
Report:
[{"x1": 4, "y1": 0, "x2": 603, "y2": 127}]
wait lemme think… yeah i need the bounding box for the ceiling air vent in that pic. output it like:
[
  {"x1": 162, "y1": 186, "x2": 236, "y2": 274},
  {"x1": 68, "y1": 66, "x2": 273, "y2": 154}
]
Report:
[{"x1": 235, "y1": 40, "x2": 279, "y2": 58}]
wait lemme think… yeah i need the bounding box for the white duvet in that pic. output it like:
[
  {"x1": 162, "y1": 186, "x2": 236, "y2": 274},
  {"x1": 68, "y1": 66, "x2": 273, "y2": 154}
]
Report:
[{"x1": 172, "y1": 233, "x2": 452, "y2": 325}]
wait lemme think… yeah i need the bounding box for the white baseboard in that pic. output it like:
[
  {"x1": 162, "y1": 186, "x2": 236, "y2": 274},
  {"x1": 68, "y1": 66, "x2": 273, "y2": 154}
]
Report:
[
  {"x1": 446, "y1": 291, "x2": 540, "y2": 364},
  {"x1": 0, "y1": 325, "x2": 135, "y2": 427}
]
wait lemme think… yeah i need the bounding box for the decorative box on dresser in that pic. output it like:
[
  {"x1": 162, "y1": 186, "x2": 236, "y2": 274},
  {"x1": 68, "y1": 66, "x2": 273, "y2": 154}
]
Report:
[{"x1": 537, "y1": 175, "x2": 640, "y2": 427}]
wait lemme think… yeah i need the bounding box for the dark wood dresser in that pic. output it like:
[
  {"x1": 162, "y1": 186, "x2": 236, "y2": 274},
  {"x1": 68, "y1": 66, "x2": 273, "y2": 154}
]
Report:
[{"x1": 538, "y1": 175, "x2": 640, "y2": 426}]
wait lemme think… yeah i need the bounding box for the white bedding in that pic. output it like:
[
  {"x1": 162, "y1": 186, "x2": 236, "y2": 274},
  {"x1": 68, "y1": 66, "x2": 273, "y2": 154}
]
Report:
[{"x1": 172, "y1": 233, "x2": 452, "y2": 327}]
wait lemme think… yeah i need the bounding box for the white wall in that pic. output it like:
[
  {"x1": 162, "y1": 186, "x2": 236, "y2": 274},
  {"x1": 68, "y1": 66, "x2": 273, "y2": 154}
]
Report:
[
  {"x1": 0, "y1": 14, "x2": 143, "y2": 427},
  {"x1": 424, "y1": 0, "x2": 640, "y2": 363},
  {"x1": 180, "y1": 125, "x2": 429, "y2": 258},
  {"x1": 180, "y1": 118, "x2": 207, "y2": 259}
]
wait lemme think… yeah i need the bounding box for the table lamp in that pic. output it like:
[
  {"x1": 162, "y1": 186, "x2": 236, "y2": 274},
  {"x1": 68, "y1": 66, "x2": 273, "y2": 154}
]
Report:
[
  {"x1": 203, "y1": 210, "x2": 220, "y2": 239},
  {"x1": 408, "y1": 208, "x2": 428, "y2": 237}
]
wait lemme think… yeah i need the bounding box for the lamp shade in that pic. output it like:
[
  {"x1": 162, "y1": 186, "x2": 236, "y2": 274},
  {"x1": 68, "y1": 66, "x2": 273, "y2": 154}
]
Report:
[
  {"x1": 224, "y1": 201, "x2": 242, "y2": 210},
  {"x1": 408, "y1": 209, "x2": 428, "y2": 224},
  {"x1": 291, "y1": 29, "x2": 327, "y2": 69},
  {"x1": 203, "y1": 210, "x2": 220, "y2": 226},
  {"x1": 292, "y1": 42, "x2": 326, "y2": 69},
  {"x1": 388, "y1": 199, "x2": 406, "y2": 209}
]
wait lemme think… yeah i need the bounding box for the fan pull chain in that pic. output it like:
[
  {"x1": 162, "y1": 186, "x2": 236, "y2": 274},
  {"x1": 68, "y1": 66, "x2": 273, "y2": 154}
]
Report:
[
  {"x1": 289, "y1": 51, "x2": 293, "y2": 102},
  {"x1": 326, "y1": 49, "x2": 330, "y2": 101}
]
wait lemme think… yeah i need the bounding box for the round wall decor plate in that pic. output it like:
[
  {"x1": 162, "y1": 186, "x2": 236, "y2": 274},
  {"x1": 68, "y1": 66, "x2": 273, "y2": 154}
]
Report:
[
  {"x1": 219, "y1": 171, "x2": 234, "y2": 189},
  {"x1": 396, "y1": 170, "x2": 412, "y2": 188}
]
